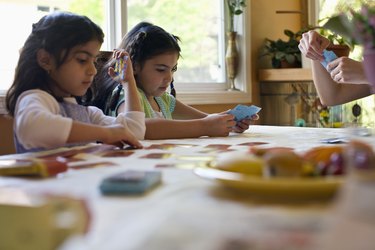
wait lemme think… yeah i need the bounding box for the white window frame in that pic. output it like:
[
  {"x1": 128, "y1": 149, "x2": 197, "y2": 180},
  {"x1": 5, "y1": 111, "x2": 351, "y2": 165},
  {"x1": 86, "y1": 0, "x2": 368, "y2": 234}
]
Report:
[{"x1": 107, "y1": 0, "x2": 253, "y2": 105}]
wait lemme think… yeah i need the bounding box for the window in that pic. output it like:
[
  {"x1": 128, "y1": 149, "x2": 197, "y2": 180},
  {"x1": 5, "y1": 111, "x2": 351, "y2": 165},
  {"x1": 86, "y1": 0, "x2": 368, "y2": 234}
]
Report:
[
  {"x1": 0, "y1": 0, "x2": 106, "y2": 91},
  {"x1": 0, "y1": 0, "x2": 252, "y2": 106},
  {"x1": 127, "y1": 0, "x2": 225, "y2": 84}
]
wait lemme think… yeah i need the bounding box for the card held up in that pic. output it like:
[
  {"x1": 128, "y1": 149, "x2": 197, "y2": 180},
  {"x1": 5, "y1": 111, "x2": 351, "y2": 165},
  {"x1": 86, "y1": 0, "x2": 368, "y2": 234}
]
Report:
[
  {"x1": 321, "y1": 49, "x2": 337, "y2": 69},
  {"x1": 113, "y1": 55, "x2": 128, "y2": 82},
  {"x1": 228, "y1": 104, "x2": 261, "y2": 121}
]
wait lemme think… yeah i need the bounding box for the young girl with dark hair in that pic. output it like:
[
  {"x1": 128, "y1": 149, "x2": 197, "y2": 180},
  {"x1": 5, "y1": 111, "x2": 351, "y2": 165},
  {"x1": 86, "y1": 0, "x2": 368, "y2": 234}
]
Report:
[
  {"x1": 6, "y1": 11, "x2": 145, "y2": 153},
  {"x1": 90, "y1": 22, "x2": 257, "y2": 139}
]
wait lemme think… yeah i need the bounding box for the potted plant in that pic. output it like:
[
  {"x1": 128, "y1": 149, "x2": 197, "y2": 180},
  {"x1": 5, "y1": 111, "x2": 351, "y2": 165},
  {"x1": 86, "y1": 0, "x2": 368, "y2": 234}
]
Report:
[
  {"x1": 322, "y1": 4, "x2": 375, "y2": 87},
  {"x1": 317, "y1": 18, "x2": 353, "y2": 57},
  {"x1": 260, "y1": 29, "x2": 303, "y2": 68},
  {"x1": 227, "y1": 0, "x2": 246, "y2": 33}
]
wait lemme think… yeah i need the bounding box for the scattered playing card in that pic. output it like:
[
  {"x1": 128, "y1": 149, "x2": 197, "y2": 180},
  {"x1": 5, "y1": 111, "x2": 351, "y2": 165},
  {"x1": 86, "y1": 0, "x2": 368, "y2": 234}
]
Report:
[
  {"x1": 321, "y1": 49, "x2": 337, "y2": 69},
  {"x1": 205, "y1": 144, "x2": 231, "y2": 150},
  {"x1": 237, "y1": 142, "x2": 269, "y2": 146},
  {"x1": 100, "y1": 150, "x2": 135, "y2": 157},
  {"x1": 228, "y1": 104, "x2": 261, "y2": 122},
  {"x1": 176, "y1": 155, "x2": 214, "y2": 161},
  {"x1": 140, "y1": 153, "x2": 173, "y2": 159},
  {"x1": 69, "y1": 161, "x2": 116, "y2": 169},
  {"x1": 38, "y1": 144, "x2": 117, "y2": 161},
  {"x1": 155, "y1": 163, "x2": 199, "y2": 169},
  {"x1": 198, "y1": 144, "x2": 233, "y2": 153},
  {"x1": 145, "y1": 143, "x2": 197, "y2": 150},
  {"x1": 319, "y1": 137, "x2": 348, "y2": 144}
]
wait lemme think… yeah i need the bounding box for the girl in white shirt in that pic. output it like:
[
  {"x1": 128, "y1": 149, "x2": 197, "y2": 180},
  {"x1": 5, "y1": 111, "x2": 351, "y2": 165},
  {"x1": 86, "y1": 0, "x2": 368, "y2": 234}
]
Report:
[{"x1": 5, "y1": 11, "x2": 145, "y2": 153}]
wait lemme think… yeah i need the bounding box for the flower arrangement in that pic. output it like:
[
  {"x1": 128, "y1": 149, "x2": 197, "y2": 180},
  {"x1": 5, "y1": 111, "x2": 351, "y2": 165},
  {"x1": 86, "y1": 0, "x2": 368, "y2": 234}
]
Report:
[
  {"x1": 226, "y1": 0, "x2": 246, "y2": 33},
  {"x1": 323, "y1": 4, "x2": 375, "y2": 49}
]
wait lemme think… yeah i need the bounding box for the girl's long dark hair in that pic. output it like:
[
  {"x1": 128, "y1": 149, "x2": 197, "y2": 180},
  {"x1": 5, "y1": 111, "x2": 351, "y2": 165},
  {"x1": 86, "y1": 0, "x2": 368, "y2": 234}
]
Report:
[
  {"x1": 88, "y1": 22, "x2": 181, "y2": 113},
  {"x1": 6, "y1": 11, "x2": 104, "y2": 116}
]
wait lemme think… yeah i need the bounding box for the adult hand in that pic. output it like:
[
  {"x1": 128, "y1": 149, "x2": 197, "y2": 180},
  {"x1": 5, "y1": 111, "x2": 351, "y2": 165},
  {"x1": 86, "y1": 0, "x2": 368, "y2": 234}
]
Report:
[
  {"x1": 327, "y1": 57, "x2": 368, "y2": 84},
  {"x1": 298, "y1": 30, "x2": 330, "y2": 61}
]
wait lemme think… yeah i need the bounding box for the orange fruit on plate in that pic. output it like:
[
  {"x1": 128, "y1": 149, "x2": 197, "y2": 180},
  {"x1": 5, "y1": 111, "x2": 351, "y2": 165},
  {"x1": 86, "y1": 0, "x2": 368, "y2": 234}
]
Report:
[
  {"x1": 249, "y1": 147, "x2": 294, "y2": 157},
  {"x1": 303, "y1": 145, "x2": 344, "y2": 165}
]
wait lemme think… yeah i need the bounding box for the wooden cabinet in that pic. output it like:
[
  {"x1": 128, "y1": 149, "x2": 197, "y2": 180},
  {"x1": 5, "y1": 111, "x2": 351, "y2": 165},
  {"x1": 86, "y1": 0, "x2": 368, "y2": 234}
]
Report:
[
  {"x1": 0, "y1": 114, "x2": 15, "y2": 155},
  {"x1": 259, "y1": 69, "x2": 319, "y2": 126}
]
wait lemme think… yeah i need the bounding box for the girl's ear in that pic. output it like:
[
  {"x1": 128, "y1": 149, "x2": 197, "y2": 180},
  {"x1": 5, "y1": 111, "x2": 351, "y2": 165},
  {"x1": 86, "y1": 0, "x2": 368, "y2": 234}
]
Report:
[
  {"x1": 133, "y1": 62, "x2": 140, "y2": 75},
  {"x1": 36, "y1": 49, "x2": 53, "y2": 72}
]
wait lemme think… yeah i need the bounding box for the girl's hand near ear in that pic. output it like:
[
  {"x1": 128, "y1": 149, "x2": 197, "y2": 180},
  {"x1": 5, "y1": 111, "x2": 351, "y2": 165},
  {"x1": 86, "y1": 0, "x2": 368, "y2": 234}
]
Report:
[
  {"x1": 107, "y1": 50, "x2": 135, "y2": 84},
  {"x1": 107, "y1": 49, "x2": 142, "y2": 113}
]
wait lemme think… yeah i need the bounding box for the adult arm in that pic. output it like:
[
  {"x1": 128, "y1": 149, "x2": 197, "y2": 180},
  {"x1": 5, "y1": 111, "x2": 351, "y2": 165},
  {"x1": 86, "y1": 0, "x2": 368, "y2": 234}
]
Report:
[
  {"x1": 299, "y1": 30, "x2": 372, "y2": 106},
  {"x1": 311, "y1": 61, "x2": 372, "y2": 106}
]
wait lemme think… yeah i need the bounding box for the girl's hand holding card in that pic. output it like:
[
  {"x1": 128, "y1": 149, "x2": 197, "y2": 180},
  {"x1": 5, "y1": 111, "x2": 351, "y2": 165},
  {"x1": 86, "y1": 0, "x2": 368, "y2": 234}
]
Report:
[{"x1": 227, "y1": 104, "x2": 261, "y2": 133}]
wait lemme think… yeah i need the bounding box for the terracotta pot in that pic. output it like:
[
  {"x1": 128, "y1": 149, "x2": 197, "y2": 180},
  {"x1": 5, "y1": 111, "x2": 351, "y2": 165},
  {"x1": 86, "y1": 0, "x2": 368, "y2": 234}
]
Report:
[
  {"x1": 363, "y1": 49, "x2": 375, "y2": 90},
  {"x1": 326, "y1": 44, "x2": 350, "y2": 58},
  {"x1": 280, "y1": 59, "x2": 301, "y2": 68}
]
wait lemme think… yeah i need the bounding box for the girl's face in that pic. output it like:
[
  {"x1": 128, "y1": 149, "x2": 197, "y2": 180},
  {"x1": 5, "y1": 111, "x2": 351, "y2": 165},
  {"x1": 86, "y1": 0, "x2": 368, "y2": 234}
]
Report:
[
  {"x1": 49, "y1": 40, "x2": 101, "y2": 97},
  {"x1": 135, "y1": 52, "x2": 178, "y2": 98}
]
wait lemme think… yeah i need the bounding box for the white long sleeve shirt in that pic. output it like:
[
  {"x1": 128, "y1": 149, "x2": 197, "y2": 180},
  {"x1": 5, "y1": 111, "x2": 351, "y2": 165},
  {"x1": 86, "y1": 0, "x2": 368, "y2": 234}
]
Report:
[{"x1": 14, "y1": 89, "x2": 145, "y2": 151}]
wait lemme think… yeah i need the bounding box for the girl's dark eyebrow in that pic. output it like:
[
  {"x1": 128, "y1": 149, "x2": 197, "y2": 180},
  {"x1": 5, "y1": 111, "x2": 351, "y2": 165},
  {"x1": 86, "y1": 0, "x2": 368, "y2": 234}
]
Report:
[
  {"x1": 155, "y1": 64, "x2": 177, "y2": 69},
  {"x1": 75, "y1": 50, "x2": 98, "y2": 58}
]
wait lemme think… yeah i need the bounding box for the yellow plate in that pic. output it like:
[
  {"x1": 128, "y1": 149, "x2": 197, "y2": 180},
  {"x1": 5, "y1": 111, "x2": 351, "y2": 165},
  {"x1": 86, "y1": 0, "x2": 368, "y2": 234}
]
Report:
[{"x1": 194, "y1": 167, "x2": 344, "y2": 200}]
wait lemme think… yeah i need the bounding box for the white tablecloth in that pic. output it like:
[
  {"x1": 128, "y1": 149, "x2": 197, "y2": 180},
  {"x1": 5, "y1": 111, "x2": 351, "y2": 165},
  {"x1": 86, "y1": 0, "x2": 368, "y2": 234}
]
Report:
[{"x1": 1, "y1": 125, "x2": 375, "y2": 250}]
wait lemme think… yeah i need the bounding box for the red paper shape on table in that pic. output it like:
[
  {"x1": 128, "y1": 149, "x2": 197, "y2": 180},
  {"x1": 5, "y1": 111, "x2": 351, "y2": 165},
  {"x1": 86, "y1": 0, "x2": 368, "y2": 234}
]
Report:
[
  {"x1": 237, "y1": 142, "x2": 269, "y2": 146},
  {"x1": 145, "y1": 143, "x2": 197, "y2": 150},
  {"x1": 140, "y1": 153, "x2": 173, "y2": 159}
]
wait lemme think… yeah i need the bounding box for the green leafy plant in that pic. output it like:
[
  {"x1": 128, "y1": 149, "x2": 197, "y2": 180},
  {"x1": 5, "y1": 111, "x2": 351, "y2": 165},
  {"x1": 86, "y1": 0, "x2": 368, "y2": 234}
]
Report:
[
  {"x1": 226, "y1": 0, "x2": 246, "y2": 32},
  {"x1": 260, "y1": 29, "x2": 303, "y2": 68},
  {"x1": 317, "y1": 18, "x2": 355, "y2": 49},
  {"x1": 318, "y1": 26, "x2": 351, "y2": 46},
  {"x1": 322, "y1": 4, "x2": 375, "y2": 49}
]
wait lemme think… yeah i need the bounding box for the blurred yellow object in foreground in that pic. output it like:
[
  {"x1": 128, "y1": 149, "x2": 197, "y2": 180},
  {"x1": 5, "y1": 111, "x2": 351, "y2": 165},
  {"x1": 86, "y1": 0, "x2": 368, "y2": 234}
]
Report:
[{"x1": 0, "y1": 188, "x2": 90, "y2": 250}]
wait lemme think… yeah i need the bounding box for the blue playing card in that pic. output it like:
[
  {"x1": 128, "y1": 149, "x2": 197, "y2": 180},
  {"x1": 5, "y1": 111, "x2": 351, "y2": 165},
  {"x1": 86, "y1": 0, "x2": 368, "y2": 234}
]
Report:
[
  {"x1": 227, "y1": 104, "x2": 261, "y2": 122},
  {"x1": 321, "y1": 49, "x2": 337, "y2": 69}
]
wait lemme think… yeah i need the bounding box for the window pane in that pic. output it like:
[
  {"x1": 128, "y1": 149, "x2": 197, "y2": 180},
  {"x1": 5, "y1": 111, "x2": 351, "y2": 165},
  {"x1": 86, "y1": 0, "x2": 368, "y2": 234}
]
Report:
[
  {"x1": 127, "y1": 0, "x2": 225, "y2": 84},
  {"x1": 0, "y1": 0, "x2": 106, "y2": 91}
]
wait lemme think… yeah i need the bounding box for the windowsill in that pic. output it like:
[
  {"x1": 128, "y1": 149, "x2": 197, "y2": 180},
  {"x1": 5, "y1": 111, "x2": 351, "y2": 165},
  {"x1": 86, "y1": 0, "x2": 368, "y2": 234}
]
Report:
[{"x1": 0, "y1": 89, "x2": 252, "y2": 115}]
